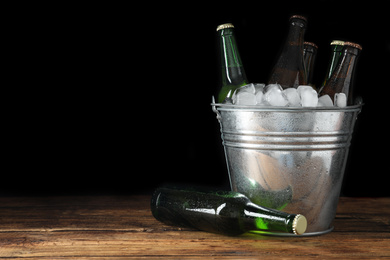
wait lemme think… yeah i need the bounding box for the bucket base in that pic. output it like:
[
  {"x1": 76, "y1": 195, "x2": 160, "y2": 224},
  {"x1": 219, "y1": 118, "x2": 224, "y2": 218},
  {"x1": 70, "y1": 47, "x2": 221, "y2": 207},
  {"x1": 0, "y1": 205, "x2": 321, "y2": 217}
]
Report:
[{"x1": 250, "y1": 226, "x2": 334, "y2": 237}]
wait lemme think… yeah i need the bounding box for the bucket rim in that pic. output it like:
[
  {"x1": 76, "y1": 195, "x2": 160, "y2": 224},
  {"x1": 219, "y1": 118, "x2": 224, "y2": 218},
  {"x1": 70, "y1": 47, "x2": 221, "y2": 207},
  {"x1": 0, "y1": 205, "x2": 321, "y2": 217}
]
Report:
[
  {"x1": 211, "y1": 102, "x2": 363, "y2": 112},
  {"x1": 211, "y1": 95, "x2": 363, "y2": 113}
]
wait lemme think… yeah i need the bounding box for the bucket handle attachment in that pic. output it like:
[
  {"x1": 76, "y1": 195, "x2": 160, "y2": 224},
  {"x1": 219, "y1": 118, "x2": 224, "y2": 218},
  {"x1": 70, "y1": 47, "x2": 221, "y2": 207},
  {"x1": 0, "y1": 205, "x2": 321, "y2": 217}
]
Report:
[
  {"x1": 211, "y1": 96, "x2": 222, "y2": 122},
  {"x1": 354, "y1": 96, "x2": 363, "y2": 116}
]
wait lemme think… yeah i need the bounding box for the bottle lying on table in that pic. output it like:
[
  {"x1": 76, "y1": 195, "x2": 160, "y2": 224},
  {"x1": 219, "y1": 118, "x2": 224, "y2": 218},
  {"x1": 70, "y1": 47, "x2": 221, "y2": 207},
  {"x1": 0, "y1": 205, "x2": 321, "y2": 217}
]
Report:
[{"x1": 151, "y1": 187, "x2": 307, "y2": 236}]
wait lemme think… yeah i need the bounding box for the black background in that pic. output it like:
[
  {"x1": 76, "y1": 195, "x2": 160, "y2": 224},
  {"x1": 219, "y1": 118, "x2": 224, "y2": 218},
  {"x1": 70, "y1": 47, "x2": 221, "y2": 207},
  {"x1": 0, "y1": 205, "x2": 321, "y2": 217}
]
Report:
[{"x1": 4, "y1": 1, "x2": 389, "y2": 196}]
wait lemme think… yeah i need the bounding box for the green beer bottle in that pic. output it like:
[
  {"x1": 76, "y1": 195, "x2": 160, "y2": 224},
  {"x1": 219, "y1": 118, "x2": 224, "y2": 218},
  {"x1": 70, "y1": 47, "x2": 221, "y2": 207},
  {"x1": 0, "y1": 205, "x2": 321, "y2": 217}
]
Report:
[
  {"x1": 151, "y1": 187, "x2": 307, "y2": 236},
  {"x1": 318, "y1": 40, "x2": 345, "y2": 93},
  {"x1": 216, "y1": 23, "x2": 248, "y2": 103}
]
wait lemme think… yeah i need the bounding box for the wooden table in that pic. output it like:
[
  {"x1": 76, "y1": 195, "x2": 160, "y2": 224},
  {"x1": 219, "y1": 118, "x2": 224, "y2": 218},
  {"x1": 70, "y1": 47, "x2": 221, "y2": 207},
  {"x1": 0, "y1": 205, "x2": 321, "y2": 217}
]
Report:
[{"x1": 0, "y1": 196, "x2": 389, "y2": 259}]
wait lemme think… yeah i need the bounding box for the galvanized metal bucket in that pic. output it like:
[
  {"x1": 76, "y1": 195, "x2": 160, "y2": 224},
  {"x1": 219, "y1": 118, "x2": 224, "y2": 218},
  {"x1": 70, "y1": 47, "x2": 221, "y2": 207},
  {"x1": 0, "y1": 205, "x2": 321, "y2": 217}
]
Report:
[{"x1": 212, "y1": 101, "x2": 362, "y2": 236}]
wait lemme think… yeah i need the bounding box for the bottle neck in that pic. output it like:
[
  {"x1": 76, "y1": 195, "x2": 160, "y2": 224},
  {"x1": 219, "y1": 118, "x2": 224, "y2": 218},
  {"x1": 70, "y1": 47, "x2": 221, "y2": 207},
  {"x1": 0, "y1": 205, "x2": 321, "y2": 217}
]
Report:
[
  {"x1": 333, "y1": 48, "x2": 359, "y2": 79},
  {"x1": 242, "y1": 202, "x2": 296, "y2": 234},
  {"x1": 318, "y1": 44, "x2": 344, "y2": 92},
  {"x1": 303, "y1": 45, "x2": 317, "y2": 57},
  {"x1": 268, "y1": 17, "x2": 307, "y2": 88},
  {"x1": 286, "y1": 18, "x2": 306, "y2": 46},
  {"x1": 327, "y1": 45, "x2": 345, "y2": 81},
  {"x1": 218, "y1": 28, "x2": 247, "y2": 86},
  {"x1": 219, "y1": 28, "x2": 244, "y2": 68},
  {"x1": 303, "y1": 45, "x2": 317, "y2": 84}
]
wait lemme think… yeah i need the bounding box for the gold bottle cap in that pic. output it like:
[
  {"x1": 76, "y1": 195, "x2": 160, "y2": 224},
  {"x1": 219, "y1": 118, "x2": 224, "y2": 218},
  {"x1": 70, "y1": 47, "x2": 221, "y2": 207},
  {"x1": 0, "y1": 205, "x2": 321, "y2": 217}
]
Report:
[
  {"x1": 292, "y1": 214, "x2": 307, "y2": 235},
  {"x1": 331, "y1": 40, "x2": 345, "y2": 46},
  {"x1": 216, "y1": 23, "x2": 234, "y2": 32},
  {"x1": 344, "y1": 41, "x2": 363, "y2": 50},
  {"x1": 304, "y1": 42, "x2": 318, "y2": 49},
  {"x1": 289, "y1": 15, "x2": 307, "y2": 22}
]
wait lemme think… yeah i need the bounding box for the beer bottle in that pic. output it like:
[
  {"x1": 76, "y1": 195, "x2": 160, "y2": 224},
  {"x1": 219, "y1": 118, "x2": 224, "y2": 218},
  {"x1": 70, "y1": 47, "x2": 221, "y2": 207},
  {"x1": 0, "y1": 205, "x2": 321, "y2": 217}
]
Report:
[
  {"x1": 268, "y1": 15, "x2": 307, "y2": 89},
  {"x1": 216, "y1": 23, "x2": 248, "y2": 103},
  {"x1": 151, "y1": 187, "x2": 307, "y2": 236},
  {"x1": 303, "y1": 42, "x2": 318, "y2": 86},
  {"x1": 318, "y1": 40, "x2": 345, "y2": 93},
  {"x1": 319, "y1": 41, "x2": 362, "y2": 105}
]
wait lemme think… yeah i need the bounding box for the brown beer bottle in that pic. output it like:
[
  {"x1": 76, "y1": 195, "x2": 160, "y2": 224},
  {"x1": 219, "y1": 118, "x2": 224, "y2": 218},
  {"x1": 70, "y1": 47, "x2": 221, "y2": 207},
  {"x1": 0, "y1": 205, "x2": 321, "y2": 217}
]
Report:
[
  {"x1": 303, "y1": 42, "x2": 318, "y2": 86},
  {"x1": 268, "y1": 15, "x2": 307, "y2": 89},
  {"x1": 319, "y1": 41, "x2": 362, "y2": 105}
]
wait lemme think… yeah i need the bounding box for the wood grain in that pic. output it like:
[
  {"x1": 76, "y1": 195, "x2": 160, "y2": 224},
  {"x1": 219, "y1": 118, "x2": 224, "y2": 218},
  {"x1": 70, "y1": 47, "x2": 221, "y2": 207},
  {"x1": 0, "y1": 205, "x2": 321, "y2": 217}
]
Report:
[{"x1": 0, "y1": 196, "x2": 389, "y2": 259}]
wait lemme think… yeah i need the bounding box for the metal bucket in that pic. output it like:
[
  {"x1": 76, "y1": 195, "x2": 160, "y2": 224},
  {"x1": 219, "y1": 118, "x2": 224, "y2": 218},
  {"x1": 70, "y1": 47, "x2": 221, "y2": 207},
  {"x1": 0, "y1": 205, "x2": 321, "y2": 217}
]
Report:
[{"x1": 212, "y1": 101, "x2": 362, "y2": 236}]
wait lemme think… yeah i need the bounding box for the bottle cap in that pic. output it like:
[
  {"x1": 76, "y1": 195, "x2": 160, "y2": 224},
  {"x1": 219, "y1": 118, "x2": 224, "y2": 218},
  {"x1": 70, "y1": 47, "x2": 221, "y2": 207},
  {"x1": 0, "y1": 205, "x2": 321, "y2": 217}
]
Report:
[
  {"x1": 304, "y1": 42, "x2": 318, "y2": 49},
  {"x1": 289, "y1": 15, "x2": 307, "y2": 22},
  {"x1": 216, "y1": 23, "x2": 234, "y2": 31},
  {"x1": 344, "y1": 41, "x2": 363, "y2": 50},
  {"x1": 330, "y1": 40, "x2": 345, "y2": 46},
  {"x1": 292, "y1": 214, "x2": 307, "y2": 235}
]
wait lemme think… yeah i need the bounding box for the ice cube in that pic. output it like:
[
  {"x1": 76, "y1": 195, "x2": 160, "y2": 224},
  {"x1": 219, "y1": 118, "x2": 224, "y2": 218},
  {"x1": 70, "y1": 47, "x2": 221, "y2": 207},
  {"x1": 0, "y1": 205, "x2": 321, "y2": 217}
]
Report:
[
  {"x1": 264, "y1": 87, "x2": 288, "y2": 106},
  {"x1": 236, "y1": 83, "x2": 256, "y2": 94},
  {"x1": 264, "y1": 84, "x2": 283, "y2": 93},
  {"x1": 254, "y1": 83, "x2": 265, "y2": 94},
  {"x1": 297, "y1": 85, "x2": 315, "y2": 96},
  {"x1": 334, "y1": 93, "x2": 347, "y2": 107},
  {"x1": 298, "y1": 85, "x2": 318, "y2": 107},
  {"x1": 232, "y1": 83, "x2": 256, "y2": 104},
  {"x1": 234, "y1": 92, "x2": 257, "y2": 105},
  {"x1": 255, "y1": 91, "x2": 264, "y2": 105},
  {"x1": 283, "y1": 88, "x2": 301, "y2": 107},
  {"x1": 317, "y1": 95, "x2": 333, "y2": 107}
]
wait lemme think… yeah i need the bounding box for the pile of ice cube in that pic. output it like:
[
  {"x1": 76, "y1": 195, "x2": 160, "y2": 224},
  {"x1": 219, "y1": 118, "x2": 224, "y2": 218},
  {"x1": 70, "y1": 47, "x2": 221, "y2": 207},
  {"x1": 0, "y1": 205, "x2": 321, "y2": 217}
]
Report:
[{"x1": 226, "y1": 83, "x2": 347, "y2": 108}]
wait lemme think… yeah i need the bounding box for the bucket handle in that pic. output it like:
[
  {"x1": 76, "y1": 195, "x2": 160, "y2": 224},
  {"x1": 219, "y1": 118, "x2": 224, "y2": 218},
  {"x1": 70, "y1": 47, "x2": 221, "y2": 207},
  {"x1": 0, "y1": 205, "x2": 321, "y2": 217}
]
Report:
[
  {"x1": 211, "y1": 96, "x2": 222, "y2": 122},
  {"x1": 355, "y1": 96, "x2": 363, "y2": 116}
]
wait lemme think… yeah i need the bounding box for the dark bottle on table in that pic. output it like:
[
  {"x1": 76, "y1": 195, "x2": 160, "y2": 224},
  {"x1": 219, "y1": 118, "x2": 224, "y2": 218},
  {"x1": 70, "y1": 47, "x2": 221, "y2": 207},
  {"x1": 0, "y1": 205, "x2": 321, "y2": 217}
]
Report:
[
  {"x1": 319, "y1": 41, "x2": 362, "y2": 105},
  {"x1": 268, "y1": 15, "x2": 307, "y2": 89},
  {"x1": 216, "y1": 23, "x2": 248, "y2": 103},
  {"x1": 151, "y1": 187, "x2": 307, "y2": 236},
  {"x1": 318, "y1": 40, "x2": 345, "y2": 93},
  {"x1": 303, "y1": 42, "x2": 318, "y2": 86}
]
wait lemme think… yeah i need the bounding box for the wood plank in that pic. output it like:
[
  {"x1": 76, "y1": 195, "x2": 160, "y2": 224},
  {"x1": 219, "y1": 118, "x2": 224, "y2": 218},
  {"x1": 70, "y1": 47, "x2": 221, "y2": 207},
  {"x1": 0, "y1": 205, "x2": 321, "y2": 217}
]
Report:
[
  {"x1": 0, "y1": 230, "x2": 389, "y2": 258},
  {"x1": 0, "y1": 196, "x2": 388, "y2": 258},
  {"x1": 0, "y1": 195, "x2": 153, "y2": 232}
]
